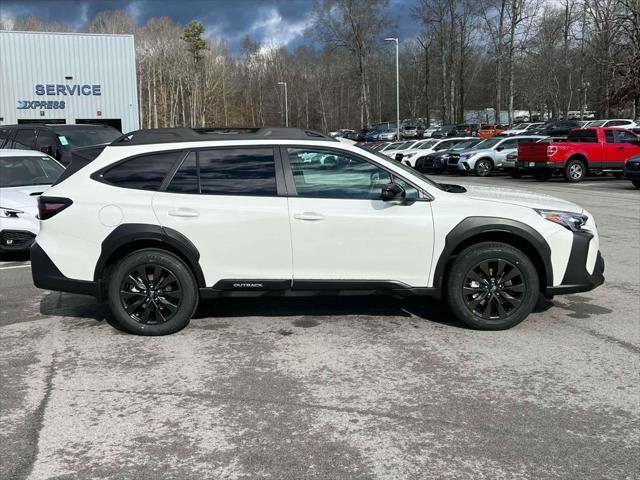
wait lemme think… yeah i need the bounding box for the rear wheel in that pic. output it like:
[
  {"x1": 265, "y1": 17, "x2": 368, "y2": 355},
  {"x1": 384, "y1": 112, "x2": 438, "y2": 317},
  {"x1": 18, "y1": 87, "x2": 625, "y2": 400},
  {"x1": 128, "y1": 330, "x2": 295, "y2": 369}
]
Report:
[
  {"x1": 446, "y1": 242, "x2": 539, "y2": 330},
  {"x1": 107, "y1": 249, "x2": 198, "y2": 335},
  {"x1": 474, "y1": 159, "x2": 493, "y2": 177},
  {"x1": 564, "y1": 158, "x2": 586, "y2": 182}
]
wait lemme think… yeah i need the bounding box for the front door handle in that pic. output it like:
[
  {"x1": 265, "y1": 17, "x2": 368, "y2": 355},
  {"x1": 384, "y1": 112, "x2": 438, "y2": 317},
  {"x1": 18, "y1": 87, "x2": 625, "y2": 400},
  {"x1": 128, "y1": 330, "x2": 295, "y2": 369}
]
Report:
[
  {"x1": 168, "y1": 208, "x2": 199, "y2": 218},
  {"x1": 294, "y1": 212, "x2": 325, "y2": 221}
]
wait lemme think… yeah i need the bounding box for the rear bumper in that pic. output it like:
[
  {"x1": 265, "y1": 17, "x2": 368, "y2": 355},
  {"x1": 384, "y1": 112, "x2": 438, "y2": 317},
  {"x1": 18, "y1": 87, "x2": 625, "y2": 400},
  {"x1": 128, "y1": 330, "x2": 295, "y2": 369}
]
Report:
[
  {"x1": 515, "y1": 161, "x2": 563, "y2": 170},
  {"x1": 31, "y1": 242, "x2": 101, "y2": 297},
  {"x1": 546, "y1": 231, "x2": 604, "y2": 295}
]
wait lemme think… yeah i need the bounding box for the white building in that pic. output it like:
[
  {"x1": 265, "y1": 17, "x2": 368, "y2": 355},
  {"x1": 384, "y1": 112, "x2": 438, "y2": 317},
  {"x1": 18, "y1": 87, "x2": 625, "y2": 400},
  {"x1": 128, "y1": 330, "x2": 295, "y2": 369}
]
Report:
[{"x1": 0, "y1": 30, "x2": 139, "y2": 132}]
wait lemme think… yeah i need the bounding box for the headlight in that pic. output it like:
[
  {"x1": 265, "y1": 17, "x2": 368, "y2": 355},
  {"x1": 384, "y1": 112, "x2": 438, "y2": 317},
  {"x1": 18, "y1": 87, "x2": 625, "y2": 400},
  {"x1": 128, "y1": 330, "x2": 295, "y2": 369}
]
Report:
[
  {"x1": 535, "y1": 209, "x2": 587, "y2": 231},
  {"x1": 0, "y1": 207, "x2": 24, "y2": 218}
]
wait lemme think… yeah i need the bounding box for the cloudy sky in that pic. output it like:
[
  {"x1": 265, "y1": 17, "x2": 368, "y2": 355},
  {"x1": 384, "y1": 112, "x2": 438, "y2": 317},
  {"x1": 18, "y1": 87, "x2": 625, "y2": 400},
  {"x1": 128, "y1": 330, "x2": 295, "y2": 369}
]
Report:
[{"x1": 0, "y1": 0, "x2": 420, "y2": 53}]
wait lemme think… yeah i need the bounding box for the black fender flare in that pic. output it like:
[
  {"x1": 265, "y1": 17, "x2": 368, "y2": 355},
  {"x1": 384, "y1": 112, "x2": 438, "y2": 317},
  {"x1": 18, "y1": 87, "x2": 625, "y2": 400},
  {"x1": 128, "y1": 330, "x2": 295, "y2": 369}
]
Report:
[
  {"x1": 94, "y1": 223, "x2": 206, "y2": 287},
  {"x1": 432, "y1": 217, "x2": 553, "y2": 290}
]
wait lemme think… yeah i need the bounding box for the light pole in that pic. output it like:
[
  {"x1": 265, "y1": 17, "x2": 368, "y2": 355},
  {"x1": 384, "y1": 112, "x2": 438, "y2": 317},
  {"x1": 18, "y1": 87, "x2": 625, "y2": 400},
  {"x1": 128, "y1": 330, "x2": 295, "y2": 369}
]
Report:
[
  {"x1": 384, "y1": 37, "x2": 400, "y2": 141},
  {"x1": 277, "y1": 81, "x2": 288, "y2": 127}
]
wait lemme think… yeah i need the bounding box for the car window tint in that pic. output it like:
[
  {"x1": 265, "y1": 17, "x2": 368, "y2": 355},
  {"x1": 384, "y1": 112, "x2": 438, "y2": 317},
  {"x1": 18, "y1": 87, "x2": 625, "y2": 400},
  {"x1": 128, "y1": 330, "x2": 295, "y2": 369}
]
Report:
[
  {"x1": 167, "y1": 152, "x2": 198, "y2": 193},
  {"x1": 198, "y1": 148, "x2": 276, "y2": 196},
  {"x1": 0, "y1": 155, "x2": 64, "y2": 187},
  {"x1": 36, "y1": 130, "x2": 56, "y2": 152},
  {"x1": 0, "y1": 128, "x2": 10, "y2": 147},
  {"x1": 609, "y1": 130, "x2": 638, "y2": 143},
  {"x1": 568, "y1": 130, "x2": 598, "y2": 142},
  {"x1": 499, "y1": 139, "x2": 518, "y2": 149},
  {"x1": 102, "y1": 151, "x2": 181, "y2": 190},
  {"x1": 13, "y1": 129, "x2": 37, "y2": 150},
  {"x1": 288, "y1": 148, "x2": 418, "y2": 200}
]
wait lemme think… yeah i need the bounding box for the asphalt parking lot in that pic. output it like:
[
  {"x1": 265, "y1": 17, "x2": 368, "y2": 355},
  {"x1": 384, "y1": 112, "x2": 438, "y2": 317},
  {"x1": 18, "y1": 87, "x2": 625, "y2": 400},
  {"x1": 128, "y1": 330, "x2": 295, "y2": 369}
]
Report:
[{"x1": 1, "y1": 174, "x2": 638, "y2": 480}]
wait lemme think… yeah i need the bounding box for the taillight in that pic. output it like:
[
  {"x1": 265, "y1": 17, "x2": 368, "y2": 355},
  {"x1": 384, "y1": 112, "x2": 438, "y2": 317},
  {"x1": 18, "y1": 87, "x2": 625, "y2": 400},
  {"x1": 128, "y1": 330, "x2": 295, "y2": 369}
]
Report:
[
  {"x1": 38, "y1": 196, "x2": 73, "y2": 220},
  {"x1": 547, "y1": 145, "x2": 558, "y2": 156}
]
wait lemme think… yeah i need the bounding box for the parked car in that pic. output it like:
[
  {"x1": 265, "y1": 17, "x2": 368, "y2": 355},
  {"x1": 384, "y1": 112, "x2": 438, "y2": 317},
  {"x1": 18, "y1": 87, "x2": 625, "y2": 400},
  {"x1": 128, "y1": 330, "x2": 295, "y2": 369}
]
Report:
[
  {"x1": 378, "y1": 129, "x2": 399, "y2": 141},
  {"x1": 530, "y1": 120, "x2": 581, "y2": 137},
  {"x1": 502, "y1": 123, "x2": 544, "y2": 136},
  {"x1": 423, "y1": 126, "x2": 440, "y2": 138},
  {"x1": 516, "y1": 127, "x2": 640, "y2": 182},
  {"x1": 31, "y1": 126, "x2": 604, "y2": 334},
  {"x1": 414, "y1": 138, "x2": 484, "y2": 173},
  {"x1": 328, "y1": 129, "x2": 356, "y2": 138},
  {"x1": 401, "y1": 125, "x2": 420, "y2": 139},
  {"x1": 0, "y1": 149, "x2": 65, "y2": 252},
  {"x1": 382, "y1": 140, "x2": 420, "y2": 159},
  {"x1": 583, "y1": 119, "x2": 637, "y2": 130},
  {"x1": 0, "y1": 124, "x2": 121, "y2": 166},
  {"x1": 456, "y1": 124, "x2": 481, "y2": 136},
  {"x1": 477, "y1": 124, "x2": 505, "y2": 138},
  {"x1": 448, "y1": 135, "x2": 545, "y2": 176},
  {"x1": 431, "y1": 125, "x2": 460, "y2": 138},
  {"x1": 623, "y1": 154, "x2": 640, "y2": 188},
  {"x1": 400, "y1": 137, "x2": 474, "y2": 167}
]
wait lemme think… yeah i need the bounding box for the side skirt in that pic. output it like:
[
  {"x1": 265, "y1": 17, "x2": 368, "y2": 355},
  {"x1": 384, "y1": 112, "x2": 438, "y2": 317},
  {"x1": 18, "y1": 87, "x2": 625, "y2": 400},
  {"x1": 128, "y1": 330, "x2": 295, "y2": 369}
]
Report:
[{"x1": 199, "y1": 279, "x2": 439, "y2": 300}]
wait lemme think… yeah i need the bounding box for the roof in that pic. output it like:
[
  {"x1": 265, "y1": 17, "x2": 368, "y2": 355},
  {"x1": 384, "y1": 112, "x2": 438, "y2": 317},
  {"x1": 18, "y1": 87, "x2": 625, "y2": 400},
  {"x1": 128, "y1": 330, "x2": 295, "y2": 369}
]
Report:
[
  {"x1": 0, "y1": 149, "x2": 51, "y2": 157},
  {"x1": 110, "y1": 127, "x2": 335, "y2": 146},
  {"x1": 2, "y1": 124, "x2": 115, "y2": 129}
]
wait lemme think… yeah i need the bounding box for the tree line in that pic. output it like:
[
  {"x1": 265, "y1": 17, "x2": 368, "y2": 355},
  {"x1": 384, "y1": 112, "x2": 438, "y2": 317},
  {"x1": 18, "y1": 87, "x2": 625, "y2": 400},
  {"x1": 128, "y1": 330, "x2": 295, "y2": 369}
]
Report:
[{"x1": 2, "y1": 0, "x2": 638, "y2": 132}]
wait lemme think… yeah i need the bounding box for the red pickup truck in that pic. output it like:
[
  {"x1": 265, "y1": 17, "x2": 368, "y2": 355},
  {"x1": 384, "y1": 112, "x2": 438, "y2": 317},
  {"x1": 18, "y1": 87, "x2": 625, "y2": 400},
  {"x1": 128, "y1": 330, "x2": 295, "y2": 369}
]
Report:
[{"x1": 516, "y1": 127, "x2": 640, "y2": 182}]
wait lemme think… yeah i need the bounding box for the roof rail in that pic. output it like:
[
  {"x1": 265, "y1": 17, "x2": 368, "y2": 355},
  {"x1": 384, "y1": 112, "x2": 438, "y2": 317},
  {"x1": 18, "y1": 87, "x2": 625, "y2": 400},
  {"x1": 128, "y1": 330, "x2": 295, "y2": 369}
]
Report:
[{"x1": 110, "y1": 127, "x2": 335, "y2": 146}]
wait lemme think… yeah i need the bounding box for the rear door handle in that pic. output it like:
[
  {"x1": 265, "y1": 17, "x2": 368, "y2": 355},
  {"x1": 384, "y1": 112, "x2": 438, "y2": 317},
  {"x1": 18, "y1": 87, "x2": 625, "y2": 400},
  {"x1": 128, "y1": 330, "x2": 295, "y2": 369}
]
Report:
[
  {"x1": 168, "y1": 208, "x2": 199, "y2": 218},
  {"x1": 294, "y1": 212, "x2": 325, "y2": 221}
]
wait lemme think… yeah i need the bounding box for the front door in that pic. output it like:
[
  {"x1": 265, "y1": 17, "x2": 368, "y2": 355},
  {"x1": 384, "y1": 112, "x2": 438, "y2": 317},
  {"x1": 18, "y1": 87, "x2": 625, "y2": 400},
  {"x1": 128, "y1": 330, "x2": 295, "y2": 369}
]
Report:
[
  {"x1": 152, "y1": 147, "x2": 292, "y2": 287},
  {"x1": 283, "y1": 147, "x2": 434, "y2": 288}
]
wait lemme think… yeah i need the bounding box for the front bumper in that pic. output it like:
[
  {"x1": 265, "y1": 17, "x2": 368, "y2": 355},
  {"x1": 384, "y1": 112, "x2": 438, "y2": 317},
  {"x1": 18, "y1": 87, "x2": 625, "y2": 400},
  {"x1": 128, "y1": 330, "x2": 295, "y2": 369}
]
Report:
[
  {"x1": 623, "y1": 163, "x2": 640, "y2": 179},
  {"x1": 0, "y1": 230, "x2": 36, "y2": 252},
  {"x1": 31, "y1": 242, "x2": 101, "y2": 297},
  {"x1": 547, "y1": 231, "x2": 605, "y2": 295}
]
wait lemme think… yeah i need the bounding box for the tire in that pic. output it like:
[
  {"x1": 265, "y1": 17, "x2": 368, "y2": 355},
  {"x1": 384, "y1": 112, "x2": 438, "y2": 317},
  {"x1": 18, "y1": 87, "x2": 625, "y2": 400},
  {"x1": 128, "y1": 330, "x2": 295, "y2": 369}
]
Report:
[
  {"x1": 534, "y1": 170, "x2": 551, "y2": 181},
  {"x1": 633, "y1": 179, "x2": 640, "y2": 188},
  {"x1": 107, "y1": 248, "x2": 198, "y2": 335},
  {"x1": 474, "y1": 158, "x2": 493, "y2": 177},
  {"x1": 612, "y1": 172, "x2": 623, "y2": 179},
  {"x1": 446, "y1": 242, "x2": 539, "y2": 330},
  {"x1": 564, "y1": 158, "x2": 586, "y2": 182}
]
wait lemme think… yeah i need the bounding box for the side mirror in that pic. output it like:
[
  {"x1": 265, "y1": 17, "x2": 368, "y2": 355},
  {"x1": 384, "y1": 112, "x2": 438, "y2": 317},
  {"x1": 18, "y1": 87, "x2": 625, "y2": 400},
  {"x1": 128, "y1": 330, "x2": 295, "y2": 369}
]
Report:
[
  {"x1": 380, "y1": 182, "x2": 406, "y2": 202},
  {"x1": 394, "y1": 153, "x2": 404, "y2": 161},
  {"x1": 40, "y1": 146, "x2": 53, "y2": 155},
  {"x1": 496, "y1": 146, "x2": 504, "y2": 151}
]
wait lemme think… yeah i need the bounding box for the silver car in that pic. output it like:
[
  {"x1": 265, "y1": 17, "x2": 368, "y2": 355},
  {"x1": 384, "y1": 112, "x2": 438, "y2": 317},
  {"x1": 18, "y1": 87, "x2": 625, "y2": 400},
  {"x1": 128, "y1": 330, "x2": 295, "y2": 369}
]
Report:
[{"x1": 449, "y1": 135, "x2": 545, "y2": 176}]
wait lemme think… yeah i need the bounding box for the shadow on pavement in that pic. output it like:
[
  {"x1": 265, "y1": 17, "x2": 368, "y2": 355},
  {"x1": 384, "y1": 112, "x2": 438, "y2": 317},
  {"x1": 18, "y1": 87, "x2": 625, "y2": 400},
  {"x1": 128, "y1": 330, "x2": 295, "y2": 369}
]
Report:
[{"x1": 0, "y1": 251, "x2": 30, "y2": 262}]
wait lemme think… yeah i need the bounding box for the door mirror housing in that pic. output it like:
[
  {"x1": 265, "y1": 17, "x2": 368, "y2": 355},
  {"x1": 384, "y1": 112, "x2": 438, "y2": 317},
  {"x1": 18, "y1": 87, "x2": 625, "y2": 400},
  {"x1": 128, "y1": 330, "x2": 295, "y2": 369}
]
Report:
[
  {"x1": 40, "y1": 145, "x2": 53, "y2": 155},
  {"x1": 496, "y1": 146, "x2": 504, "y2": 151},
  {"x1": 380, "y1": 182, "x2": 406, "y2": 202}
]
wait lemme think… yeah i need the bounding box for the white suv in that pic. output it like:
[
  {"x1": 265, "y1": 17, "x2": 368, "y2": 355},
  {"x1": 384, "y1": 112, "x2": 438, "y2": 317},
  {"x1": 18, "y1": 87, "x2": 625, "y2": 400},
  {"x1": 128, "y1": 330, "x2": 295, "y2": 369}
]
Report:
[{"x1": 32, "y1": 127, "x2": 605, "y2": 335}]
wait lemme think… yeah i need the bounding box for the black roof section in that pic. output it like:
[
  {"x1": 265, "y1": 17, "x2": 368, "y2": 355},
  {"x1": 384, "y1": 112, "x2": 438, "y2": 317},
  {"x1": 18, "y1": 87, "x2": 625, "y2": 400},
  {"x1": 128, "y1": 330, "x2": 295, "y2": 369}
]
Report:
[
  {"x1": 4, "y1": 123, "x2": 115, "y2": 129},
  {"x1": 110, "y1": 127, "x2": 335, "y2": 146}
]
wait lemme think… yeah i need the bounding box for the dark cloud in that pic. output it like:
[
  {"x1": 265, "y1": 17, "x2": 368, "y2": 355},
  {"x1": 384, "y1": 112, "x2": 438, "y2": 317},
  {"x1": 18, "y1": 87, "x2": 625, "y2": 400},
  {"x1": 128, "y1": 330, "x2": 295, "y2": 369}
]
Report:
[{"x1": 1, "y1": 0, "x2": 420, "y2": 53}]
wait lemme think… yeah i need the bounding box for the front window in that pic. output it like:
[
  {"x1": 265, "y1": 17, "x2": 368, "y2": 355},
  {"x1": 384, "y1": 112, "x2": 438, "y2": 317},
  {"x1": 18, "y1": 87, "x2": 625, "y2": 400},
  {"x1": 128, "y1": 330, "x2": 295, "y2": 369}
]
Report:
[
  {"x1": 474, "y1": 138, "x2": 502, "y2": 149},
  {"x1": 0, "y1": 155, "x2": 64, "y2": 187},
  {"x1": 452, "y1": 139, "x2": 481, "y2": 151},
  {"x1": 54, "y1": 126, "x2": 121, "y2": 149},
  {"x1": 288, "y1": 148, "x2": 420, "y2": 200},
  {"x1": 418, "y1": 140, "x2": 439, "y2": 149}
]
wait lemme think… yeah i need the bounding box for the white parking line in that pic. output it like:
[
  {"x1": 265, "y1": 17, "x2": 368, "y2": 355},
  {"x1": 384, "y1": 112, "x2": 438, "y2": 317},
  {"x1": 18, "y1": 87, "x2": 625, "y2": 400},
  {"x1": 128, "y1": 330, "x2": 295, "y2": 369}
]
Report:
[{"x1": 0, "y1": 264, "x2": 31, "y2": 270}]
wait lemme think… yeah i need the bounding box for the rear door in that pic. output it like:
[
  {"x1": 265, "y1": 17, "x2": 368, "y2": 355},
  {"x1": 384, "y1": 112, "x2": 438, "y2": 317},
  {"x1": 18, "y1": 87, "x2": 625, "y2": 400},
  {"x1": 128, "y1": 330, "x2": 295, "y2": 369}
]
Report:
[
  {"x1": 152, "y1": 146, "x2": 292, "y2": 288},
  {"x1": 283, "y1": 146, "x2": 434, "y2": 287},
  {"x1": 604, "y1": 130, "x2": 640, "y2": 168}
]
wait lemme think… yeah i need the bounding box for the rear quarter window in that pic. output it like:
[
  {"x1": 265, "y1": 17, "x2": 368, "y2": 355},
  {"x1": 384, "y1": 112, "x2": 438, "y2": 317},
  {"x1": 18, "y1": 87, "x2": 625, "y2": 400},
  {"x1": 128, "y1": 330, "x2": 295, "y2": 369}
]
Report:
[{"x1": 100, "y1": 151, "x2": 182, "y2": 190}]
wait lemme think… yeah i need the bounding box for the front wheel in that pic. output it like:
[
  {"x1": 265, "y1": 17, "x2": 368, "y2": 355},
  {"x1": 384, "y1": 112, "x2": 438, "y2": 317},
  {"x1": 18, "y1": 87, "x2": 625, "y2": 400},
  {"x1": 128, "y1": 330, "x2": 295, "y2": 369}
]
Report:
[
  {"x1": 474, "y1": 159, "x2": 493, "y2": 177},
  {"x1": 564, "y1": 159, "x2": 586, "y2": 182},
  {"x1": 446, "y1": 242, "x2": 539, "y2": 330},
  {"x1": 108, "y1": 249, "x2": 198, "y2": 335}
]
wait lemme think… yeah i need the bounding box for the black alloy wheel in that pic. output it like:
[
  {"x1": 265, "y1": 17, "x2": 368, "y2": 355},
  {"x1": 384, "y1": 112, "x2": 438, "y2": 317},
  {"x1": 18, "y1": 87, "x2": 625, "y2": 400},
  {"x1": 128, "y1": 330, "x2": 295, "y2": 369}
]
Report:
[
  {"x1": 120, "y1": 264, "x2": 182, "y2": 325},
  {"x1": 108, "y1": 249, "x2": 198, "y2": 335},
  {"x1": 462, "y1": 259, "x2": 525, "y2": 320}
]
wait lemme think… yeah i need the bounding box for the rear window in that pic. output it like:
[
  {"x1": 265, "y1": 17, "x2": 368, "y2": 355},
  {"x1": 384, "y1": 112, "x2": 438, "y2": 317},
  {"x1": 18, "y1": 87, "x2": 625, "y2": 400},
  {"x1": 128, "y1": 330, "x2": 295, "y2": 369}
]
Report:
[
  {"x1": 13, "y1": 129, "x2": 37, "y2": 150},
  {"x1": 198, "y1": 148, "x2": 276, "y2": 196},
  {"x1": 567, "y1": 130, "x2": 598, "y2": 142},
  {"x1": 101, "y1": 151, "x2": 181, "y2": 190}
]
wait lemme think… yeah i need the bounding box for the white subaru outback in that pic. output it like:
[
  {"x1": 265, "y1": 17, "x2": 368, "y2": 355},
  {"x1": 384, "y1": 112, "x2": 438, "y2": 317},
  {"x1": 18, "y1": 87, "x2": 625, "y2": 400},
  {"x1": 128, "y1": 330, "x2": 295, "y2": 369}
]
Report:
[{"x1": 32, "y1": 127, "x2": 604, "y2": 335}]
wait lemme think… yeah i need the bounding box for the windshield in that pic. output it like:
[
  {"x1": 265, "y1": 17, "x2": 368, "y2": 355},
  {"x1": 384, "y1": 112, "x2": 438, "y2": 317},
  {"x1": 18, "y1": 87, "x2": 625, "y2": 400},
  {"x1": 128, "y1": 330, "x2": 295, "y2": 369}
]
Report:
[
  {"x1": 395, "y1": 141, "x2": 416, "y2": 150},
  {"x1": 418, "y1": 140, "x2": 439, "y2": 149},
  {"x1": 587, "y1": 120, "x2": 606, "y2": 127},
  {"x1": 54, "y1": 127, "x2": 121, "y2": 148},
  {"x1": 0, "y1": 155, "x2": 64, "y2": 187},
  {"x1": 452, "y1": 139, "x2": 481, "y2": 150},
  {"x1": 512, "y1": 123, "x2": 526, "y2": 130},
  {"x1": 470, "y1": 138, "x2": 501, "y2": 149}
]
